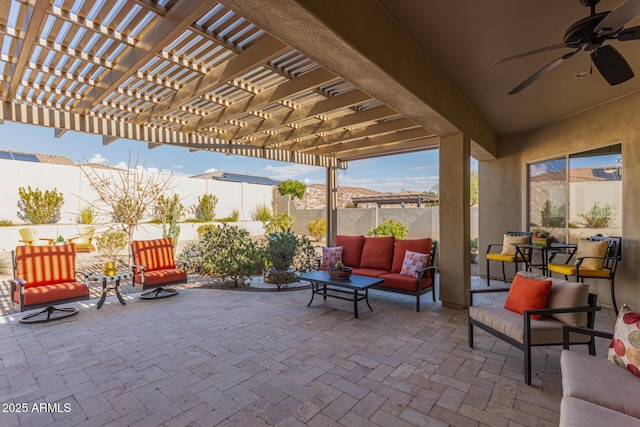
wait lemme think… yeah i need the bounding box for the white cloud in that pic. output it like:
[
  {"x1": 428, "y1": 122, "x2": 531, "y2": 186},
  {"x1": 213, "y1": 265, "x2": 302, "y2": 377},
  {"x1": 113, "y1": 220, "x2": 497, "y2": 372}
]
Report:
[
  {"x1": 89, "y1": 153, "x2": 107, "y2": 164},
  {"x1": 115, "y1": 161, "x2": 128, "y2": 170},
  {"x1": 204, "y1": 167, "x2": 218, "y2": 173},
  {"x1": 173, "y1": 164, "x2": 183, "y2": 169},
  {"x1": 408, "y1": 163, "x2": 438, "y2": 172},
  {"x1": 264, "y1": 164, "x2": 319, "y2": 180}
]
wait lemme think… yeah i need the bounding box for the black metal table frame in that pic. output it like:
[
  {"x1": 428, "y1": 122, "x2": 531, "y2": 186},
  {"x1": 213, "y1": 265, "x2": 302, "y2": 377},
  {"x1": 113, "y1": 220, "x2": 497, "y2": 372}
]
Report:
[
  {"x1": 513, "y1": 243, "x2": 578, "y2": 276},
  {"x1": 87, "y1": 271, "x2": 132, "y2": 309},
  {"x1": 299, "y1": 271, "x2": 383, "y2": 318}
]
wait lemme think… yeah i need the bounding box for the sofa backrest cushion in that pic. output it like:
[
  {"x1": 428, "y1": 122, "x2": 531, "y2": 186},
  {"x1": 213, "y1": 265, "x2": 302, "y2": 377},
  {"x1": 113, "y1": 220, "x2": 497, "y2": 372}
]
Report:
[
  {"x1": 392, "y1": 238, "x2": 432, "y2": 273},
  {"x1": 504, "y1": 273, "x2": 552, "y2": 320},
  {"x1": 335, "y1": 235, "x2": 365, "y2": 268},
  {"x1": 517, "y1": 271, "x2": 589, "y2": 326},
  {"x1": 132, "y1": 238, "x2": 176, "y2": 271},
  {"x1": 15, "y1": 244, "x2": 77, "y2": 287},
  {"x1": 360, "y1": 236, "x2": 395, "y2": 271}
]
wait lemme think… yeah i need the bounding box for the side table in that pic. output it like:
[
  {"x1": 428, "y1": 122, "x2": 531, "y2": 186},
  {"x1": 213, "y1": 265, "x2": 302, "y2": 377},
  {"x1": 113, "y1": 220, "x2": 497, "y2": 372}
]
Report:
[{"x1": 87, "y1": 271, "x2": 133, "y2": 309}]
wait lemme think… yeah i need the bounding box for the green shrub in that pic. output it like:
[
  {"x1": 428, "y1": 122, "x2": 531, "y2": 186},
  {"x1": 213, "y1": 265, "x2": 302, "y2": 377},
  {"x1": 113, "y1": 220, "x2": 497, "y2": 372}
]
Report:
[
  {"x1": 470, "y1": 237, "x2": 479, "y2": 254},
  {"x1": 197, "y1": 223, "x2": 217, "y2": 236},
  {"x1": 0, "y1": 219, "x2": 14, "y2": 226},
  {"x1": 278, "y1": 180, "x2": 306, "y2": 199},
  {"x1": 307, "y1": 218, "x2": 326, "y2": 242},
  {"x1": 367, "y1": 218, "x2": 408, "y2": 239},
  {"x1": 579, "y1": 202, "x2": 614, "y2": 228},
  {"x1": 252, "y1": 203, "x2": 272, "y2": 223},
  {"x1": 77, "y1": 206, "x2": 97, "y2": 224},
  {"x1": 95, "y1": 230, "x2": 128, "y2": 259},
  {"x1": 154, "y1": 194, "x2": 183, "y2": 223},
  {"x1": 195, "y1": 194, "x2": 217, "y2": 221},
  {"x1": 218, "y1": 209, "x2": 240, "y2": 223},
  {"x1": 541, "y1": 200, "x2": 566, "y2": 227},
  {"x1": 264, "y1": 213, "x2": 294, "y2": 234},
  {"x1": 17, "y1": 186, "x2": 64, "y2": 224},
  {"x1": 263, "y1": 231, "x2": 317, "y2": 289},
  {"x1": 181, "y1": 223, "x2": 262, "y2": 286}
]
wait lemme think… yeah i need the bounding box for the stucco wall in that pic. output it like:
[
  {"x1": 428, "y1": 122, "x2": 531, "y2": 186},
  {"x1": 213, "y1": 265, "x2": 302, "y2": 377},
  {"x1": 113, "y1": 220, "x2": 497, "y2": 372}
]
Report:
[{"x1": 480, "y1": 92, "x2": 640, "y2": 310}]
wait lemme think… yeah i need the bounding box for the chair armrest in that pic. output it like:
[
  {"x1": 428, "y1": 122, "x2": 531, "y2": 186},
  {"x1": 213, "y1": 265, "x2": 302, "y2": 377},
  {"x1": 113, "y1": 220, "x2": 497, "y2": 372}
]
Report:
[
  {"x1": 524, "y1": 305, "x2": 601, "y2": 318},
  {"x1": 8, "y1": 279, "x2": 26, "y2": 302},
  {"x1": 574, "y1": 256, "x2": 606, "y2": 268},
  {"x1": 76, "y1": 270, "x2": 91, "y2": 280},
  {"x1": 176, "y1": 259, "x2": 189, "y2": 269},
  {"x1": 486, "y1": 243, "x2": 503, "y2": 254},
  {"x1": 314, "y1": 256, "x2": 323, "y2": 268},
  {"x1": 562, "y1": 325, "x2": 613, "y2": 349},
  {"x1": 130, "y1": 264, "x2": 146, "y2": 271},
  {"x1": 39, "y1": 238, "x2": 55, "y2": 245},
  {"x1": 416, "y1": 265, "x2": 437, "y2": 278},
  {"x1": 469, "y1": 287, "x2": 510, "y2": 306}
]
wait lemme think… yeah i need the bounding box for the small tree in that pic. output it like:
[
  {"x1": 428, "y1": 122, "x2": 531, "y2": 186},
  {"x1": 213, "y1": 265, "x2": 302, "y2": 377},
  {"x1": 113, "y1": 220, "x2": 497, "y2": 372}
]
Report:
[
  {"x1": 95, "y1": 230, "x2": 128, "y2": 259},
  {"x1": 155, "y1": 194, "x2": 183, "y2": 251},
  {"x1": 82, "y1": 155, "x2": 173, "y2": 256},
  {"x1": 367, "y1": 218, "x2": 409, "y2": 239},
  {"x1": 278, "y1": 180, "x2": 306, "y2": 199},
  {"x1": 17, "y1": 186, "x2": 64, "y2": 224},
  {"x1": 195, "y1": 194, "x2": 217, "y2": 221},
  {"x1": 307, "y1": 218, "x2": 326, "y2": 241}
]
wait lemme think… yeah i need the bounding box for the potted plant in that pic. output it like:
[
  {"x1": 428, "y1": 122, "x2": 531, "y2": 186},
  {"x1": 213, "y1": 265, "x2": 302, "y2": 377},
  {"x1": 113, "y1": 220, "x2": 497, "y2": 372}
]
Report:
[
  {"x1": 470, "y1": 237, "x2": 479, "y2": 263},
  {"x1": 532, "y1": 230, "x2": 554, "y2": 246}
]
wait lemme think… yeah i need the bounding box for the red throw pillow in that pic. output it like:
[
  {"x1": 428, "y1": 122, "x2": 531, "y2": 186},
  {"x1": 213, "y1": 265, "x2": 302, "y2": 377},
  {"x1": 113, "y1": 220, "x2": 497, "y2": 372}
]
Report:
[{"x1": 504, "y1": 275, "x2": 553, "y2": 320}]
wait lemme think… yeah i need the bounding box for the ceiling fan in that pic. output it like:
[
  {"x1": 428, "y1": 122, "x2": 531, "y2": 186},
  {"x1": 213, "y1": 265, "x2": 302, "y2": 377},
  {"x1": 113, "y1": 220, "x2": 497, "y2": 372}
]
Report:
[{"x1": 498, "y1": 0, "x2": 640, "y2": 94}]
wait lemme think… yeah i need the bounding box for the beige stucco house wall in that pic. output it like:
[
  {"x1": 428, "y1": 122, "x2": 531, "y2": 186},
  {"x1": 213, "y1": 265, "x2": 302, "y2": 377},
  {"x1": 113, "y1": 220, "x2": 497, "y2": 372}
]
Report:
[{"x1": 480, "y1": 91, "x2": 640, "y2": 310}]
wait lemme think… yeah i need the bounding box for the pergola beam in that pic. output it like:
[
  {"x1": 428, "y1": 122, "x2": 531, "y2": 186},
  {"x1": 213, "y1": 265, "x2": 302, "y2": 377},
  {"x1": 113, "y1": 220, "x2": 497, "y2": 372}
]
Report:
[
  {"x1": 306, "y1": 127, "x2": 433, "y2": 156},
  {"x1": 336, "y1": 136, "x2": 438, "y2": 160}
]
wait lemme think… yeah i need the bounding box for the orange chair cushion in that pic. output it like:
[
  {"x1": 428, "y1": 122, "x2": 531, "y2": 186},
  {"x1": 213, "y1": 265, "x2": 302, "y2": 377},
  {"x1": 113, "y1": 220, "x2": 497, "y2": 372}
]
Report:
[
  {"x1": 15, "y1": 244, "x2": 76, "y2": 286},
  {"x1": 135, "y1": 269, "x2": 186, "y2": 286},
  {"x1": 335, "y1": 235, "x2": 365, "y2": 268},
  {"x1": 504, "y1": 274, "x2": 553, "y2": 320},
  {"x1": 392, "y1": 238, "x2": 432, "y2": 273},
  {"x1": 360, "y1": 236, "x2": 395, "y2": 271},
  {"x1": 14, "y1": 281, "x2": 88, "y2": 306},
  {"x1": 132, "y1": 238, "x2": 176, "y2": 272},
  {"x1": 378, "y1": 273, "x2": 433, "y2": 292}
]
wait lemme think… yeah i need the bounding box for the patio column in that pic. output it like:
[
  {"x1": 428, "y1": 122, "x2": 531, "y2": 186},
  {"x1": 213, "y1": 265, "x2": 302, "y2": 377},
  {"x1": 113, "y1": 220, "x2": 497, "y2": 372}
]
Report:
[
  {"x1": 439, "y1": 133, "x2": 471, "y2": 309},
  {"x1": 326, "y1": 165, "x2": 338, "y2": 246}
]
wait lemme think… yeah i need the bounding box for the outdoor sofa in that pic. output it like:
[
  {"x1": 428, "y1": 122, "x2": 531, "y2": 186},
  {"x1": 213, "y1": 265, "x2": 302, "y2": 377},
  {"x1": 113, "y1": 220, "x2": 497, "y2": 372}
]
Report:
[{"x1": 318, "y1": 235, "x2": 437, "y2": 311}]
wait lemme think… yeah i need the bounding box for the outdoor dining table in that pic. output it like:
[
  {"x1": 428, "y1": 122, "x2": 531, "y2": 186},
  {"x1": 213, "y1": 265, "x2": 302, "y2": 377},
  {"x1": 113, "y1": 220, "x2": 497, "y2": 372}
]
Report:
[{"x1": 513, "y1": 242, "x2": 578, "y2": 276}]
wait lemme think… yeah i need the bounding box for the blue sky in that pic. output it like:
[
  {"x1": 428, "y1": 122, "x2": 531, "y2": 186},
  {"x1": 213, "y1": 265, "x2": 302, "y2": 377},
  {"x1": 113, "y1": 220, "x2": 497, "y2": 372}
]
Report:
[{"x1": 0, "y1": 121, "x2": 477, "y2": 193}]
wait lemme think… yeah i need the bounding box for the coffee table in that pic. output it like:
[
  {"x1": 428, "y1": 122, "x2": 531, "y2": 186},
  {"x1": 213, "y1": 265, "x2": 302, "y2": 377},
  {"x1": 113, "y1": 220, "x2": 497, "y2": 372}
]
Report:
[
  {"x1": 298, "y1": 270, "x2": 383, "y2": 318},
  {"x1": 87, "y1": 271, "x2": 132, "y2": 309}
]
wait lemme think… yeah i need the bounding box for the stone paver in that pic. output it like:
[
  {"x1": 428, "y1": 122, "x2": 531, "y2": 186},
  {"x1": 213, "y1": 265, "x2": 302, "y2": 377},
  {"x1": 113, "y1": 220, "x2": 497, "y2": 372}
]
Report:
[{"x1": 0, "y1": 276, "x2": 616, "y2": 426}]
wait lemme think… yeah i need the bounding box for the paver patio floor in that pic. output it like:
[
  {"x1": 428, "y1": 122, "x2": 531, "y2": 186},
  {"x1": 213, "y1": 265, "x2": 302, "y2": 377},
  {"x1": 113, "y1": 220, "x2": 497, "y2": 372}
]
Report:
[{"x1": 0, "y1": 277, "x2": 616, "y2": 426}]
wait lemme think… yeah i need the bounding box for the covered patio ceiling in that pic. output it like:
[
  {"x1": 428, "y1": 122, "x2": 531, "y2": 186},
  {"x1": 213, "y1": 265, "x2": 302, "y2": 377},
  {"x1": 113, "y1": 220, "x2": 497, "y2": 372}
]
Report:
[{"x1": 0, "y1": 0, "x2": 453, "y2": 168}]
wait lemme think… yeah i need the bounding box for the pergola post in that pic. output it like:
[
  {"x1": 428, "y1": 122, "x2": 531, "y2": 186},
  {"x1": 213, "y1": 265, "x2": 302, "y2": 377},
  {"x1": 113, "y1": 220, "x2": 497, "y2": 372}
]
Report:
[
  {"x1": 439, "y1": 133, "x2": 471, "y2": 308},
  {"x1": 326, "y1": 165, "x2": 338, "y2": 246}
]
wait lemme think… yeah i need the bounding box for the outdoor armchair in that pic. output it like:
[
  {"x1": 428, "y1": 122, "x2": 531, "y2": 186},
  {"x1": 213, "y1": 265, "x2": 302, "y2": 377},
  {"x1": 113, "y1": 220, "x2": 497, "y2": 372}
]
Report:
[
  {"x1": 547, "y1": 236, "x2": 622, "y2": 314},
  {"x1": 130, "y1": 238, "x2": 188, "y2": 299},
  {"x1": 18, "y1": 227, "x2": 56, "y2": 246},
  {"x1": 485, "y1": 231, "x2": 532, "y2": 286},
  {"x1": 67, "y1": 226, "x2": 96, "y2": 253},
  {"x1": 10, "y1": 244, "x2": 90, "y2": 323}
]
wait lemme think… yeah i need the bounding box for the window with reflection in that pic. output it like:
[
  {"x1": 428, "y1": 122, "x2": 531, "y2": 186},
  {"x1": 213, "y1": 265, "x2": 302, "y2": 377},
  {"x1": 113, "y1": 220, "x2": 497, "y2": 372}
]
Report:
[{"x1": 528, "y1": 144, "x2": 622, "y2": 243}]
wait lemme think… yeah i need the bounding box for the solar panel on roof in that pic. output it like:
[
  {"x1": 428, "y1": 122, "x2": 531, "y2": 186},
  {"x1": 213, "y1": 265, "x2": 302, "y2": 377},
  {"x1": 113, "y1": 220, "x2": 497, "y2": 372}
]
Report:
[
  {"x1": 0, "y1": 151, "x2": 12, "y2": 160},
  {"x1": 218, "y1": 172, "x2": 279, "y2": 186},
  {"x1": 12, "y1": 153, "x2": 40, "y2": 163}
]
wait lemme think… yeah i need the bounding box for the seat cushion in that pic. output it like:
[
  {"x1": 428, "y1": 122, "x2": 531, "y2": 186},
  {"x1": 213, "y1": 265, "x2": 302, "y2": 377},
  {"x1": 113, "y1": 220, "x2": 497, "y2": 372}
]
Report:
[
  {"x1": 360, "y1": 236, "x2": 395, "y2": 271},
  {"x1": 335, "y1": 235, "x2": 364, "y2": 268},
  {"x1": 135, "y1": 269, "x2": 187, "y2": 287},
  {"x1": 378, "y1": 272, "x2": 432, "y2": 292},
  {"x1": 469, "y1": 306, "x2": 592, "y2": 345},
  {"x1": 561, "y1": 349, "x2": 640, "y2": 418},
  {"x1": 15, "y1": 244, "x2": 77, "y2": 286},
  {"x1": 548, "y1": 263, "x2": 611, "y2": 278},
  {"x1": 559, "y1": 397, "x2": 640, "y2": 427},
  {"x1": 391, "y1": 238, "x2": 432, "y2": 273},
  {"x1": 351, "y1": 268, "x2": 389, "y2": 278},
  {"x1": 132, "y1": 238, "x2": 176, "y2": 271},
  {"x1": 486, "y1": 253, "x2": 527, "y2": 263},
  {"x1": 14, "y1": 281, "x2": 88, "y2": 306}
]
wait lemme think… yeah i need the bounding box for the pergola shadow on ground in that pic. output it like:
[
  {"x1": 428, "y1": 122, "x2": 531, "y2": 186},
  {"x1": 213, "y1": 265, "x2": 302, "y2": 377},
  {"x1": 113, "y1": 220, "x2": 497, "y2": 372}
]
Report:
[{"x1": 0, "y1": 276, "x2": 615, "y2": 426}]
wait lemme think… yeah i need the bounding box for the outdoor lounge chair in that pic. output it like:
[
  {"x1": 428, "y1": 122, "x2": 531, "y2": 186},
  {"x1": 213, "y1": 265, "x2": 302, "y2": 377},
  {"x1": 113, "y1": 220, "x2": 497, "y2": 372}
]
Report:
[
  {"x1": 10, "y1": 244, "x2": 90, "y2": 323},
  {"x1": 18, "y1": 227, "x2": 56, "y2": 246},
  {"x1": 67, "y1": 226, "x2": 96, "y2": 253},
  {"x1": 131, "y1": 237, "x2": 188, "y2": 299}
]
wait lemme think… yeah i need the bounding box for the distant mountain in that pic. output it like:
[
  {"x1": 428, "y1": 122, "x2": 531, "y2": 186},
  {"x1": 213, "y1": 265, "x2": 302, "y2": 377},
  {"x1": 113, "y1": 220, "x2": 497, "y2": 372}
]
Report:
[{"x1": 292, "y1": 184, "x2": 437, "y2": 209}]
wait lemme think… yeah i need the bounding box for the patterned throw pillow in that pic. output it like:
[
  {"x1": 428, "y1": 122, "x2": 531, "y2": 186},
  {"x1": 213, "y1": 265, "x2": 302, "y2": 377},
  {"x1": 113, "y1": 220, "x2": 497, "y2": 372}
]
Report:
[
  {"x1": 322, "y1": 246, "x2": 343, "y2": 267},
  {"x1": 400, "y1": 250, "x2": 429, "y2": 278},
  {"x1": 608, "y1": 304, "x2": 640, "y2": 377}
]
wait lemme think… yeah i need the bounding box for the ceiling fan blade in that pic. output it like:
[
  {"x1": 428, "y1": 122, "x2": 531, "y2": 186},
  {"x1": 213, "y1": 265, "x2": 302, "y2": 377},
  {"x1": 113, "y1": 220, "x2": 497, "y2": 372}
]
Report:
[
  {"x1": 591, "y1": 45, "x2": 635, "y2": 85},
  {"x1": 508, "y1": 50, "x2": 580, "y2": 95},
  {"x1": 594, "y1": 0, "x2": 640, "y2": 35},
  {"x1": 617, "y1": 25, "x2": 640, "y2": 40},
  {"x1": 493, "y1": 42, "x2": 569, "y2": 65}
]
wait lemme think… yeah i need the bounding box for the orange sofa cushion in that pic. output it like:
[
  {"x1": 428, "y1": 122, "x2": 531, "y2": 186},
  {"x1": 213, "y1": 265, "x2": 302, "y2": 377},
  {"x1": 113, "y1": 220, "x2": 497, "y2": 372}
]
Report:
[
  {"x1": 15, "y1": 244, "x2": 76, "y2": 287},
  {"x1": 135, "y1": 269, "x2": 186, "y2": 286},
  {"x1": 14, "y1": 281, "x2": 88, "y2": 306},
  {"x1": 335, "y1": 235, "x2": 365, "y2": 268},
  {"x1": 391, "y1": 238, "x2": 432, "y2": 273},
  {"x1": 132, "y1": 238, "x2": 176, "y2": 272},
  {"x1": 351, "y1": 268, "x2": 389, "y2": 278},
  {"x1": 378, "y1": 272, "x2": 433, "y2": 292},
  {"x1": 504, "y1": 274, "x2": 553, "y2": 320},
  {"x1": 360, "y1": 236, "x2": 395, "y2": 271}
]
